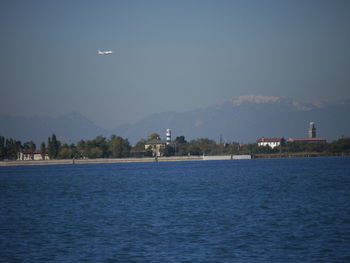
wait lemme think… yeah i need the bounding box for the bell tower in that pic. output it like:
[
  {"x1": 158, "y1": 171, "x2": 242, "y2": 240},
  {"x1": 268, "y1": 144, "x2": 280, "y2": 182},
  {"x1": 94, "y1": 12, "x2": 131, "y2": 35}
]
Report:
[{"x1": 308, "y1": 122, "x2": 316, "y2": 138}]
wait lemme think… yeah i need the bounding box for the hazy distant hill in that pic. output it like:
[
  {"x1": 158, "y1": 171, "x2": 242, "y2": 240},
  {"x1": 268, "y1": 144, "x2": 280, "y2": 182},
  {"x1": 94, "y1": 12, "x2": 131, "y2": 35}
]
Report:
[
  {"x1": 1, "y1": 96, "x2": 349, "y2": 145},
  {"x1": 112, "y1": 96, "x2": 350, "y2": 144},
  {"x1": 0, "y1": 111, "x2": 107, "y2": 145}
]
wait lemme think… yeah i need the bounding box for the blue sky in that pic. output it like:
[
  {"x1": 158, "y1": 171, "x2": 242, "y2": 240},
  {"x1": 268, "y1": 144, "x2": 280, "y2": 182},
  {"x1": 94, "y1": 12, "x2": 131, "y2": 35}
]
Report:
[{"x1": 1, "y1": 0, "x2": 349, "y2": 129}]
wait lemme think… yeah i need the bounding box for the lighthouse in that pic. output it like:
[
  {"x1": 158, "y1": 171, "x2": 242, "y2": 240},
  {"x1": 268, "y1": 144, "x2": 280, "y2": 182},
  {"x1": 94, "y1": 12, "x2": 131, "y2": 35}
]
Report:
[{"x1": 166, "y1": 128, "x2": 171, "y2": 145}]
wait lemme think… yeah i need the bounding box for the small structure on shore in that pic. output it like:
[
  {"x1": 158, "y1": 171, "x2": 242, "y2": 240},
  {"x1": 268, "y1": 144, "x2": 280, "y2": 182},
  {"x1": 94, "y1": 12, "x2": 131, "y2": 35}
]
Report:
[
  {"x1": 144, "y1": 129, "x2": 172, "y2": 157},
  {"x1": 144, "y1": 139, "x2": 167, "y2": 157},
  {"x1": 17, "y1": 149, "x2": 50, "y2": 161},
  {"x1": 257, "y1": 137, "x2": 285, "y2": 149}
]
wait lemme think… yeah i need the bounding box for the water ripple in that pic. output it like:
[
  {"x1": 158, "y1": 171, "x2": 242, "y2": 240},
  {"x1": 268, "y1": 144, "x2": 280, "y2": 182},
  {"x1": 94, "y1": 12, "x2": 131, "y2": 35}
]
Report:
[{"x1": 1, "y1": 157, "x2": 350, "y2": 262}]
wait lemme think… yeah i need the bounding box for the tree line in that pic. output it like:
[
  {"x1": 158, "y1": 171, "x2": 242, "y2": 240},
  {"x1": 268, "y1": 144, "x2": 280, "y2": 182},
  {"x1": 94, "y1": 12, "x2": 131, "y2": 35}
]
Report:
[
  {"x1": 0, "y1": 134, "x2": 349, "y2": 161},
  {"x1": 159, "y1": 136, "x2": 350, "y2": 156}
]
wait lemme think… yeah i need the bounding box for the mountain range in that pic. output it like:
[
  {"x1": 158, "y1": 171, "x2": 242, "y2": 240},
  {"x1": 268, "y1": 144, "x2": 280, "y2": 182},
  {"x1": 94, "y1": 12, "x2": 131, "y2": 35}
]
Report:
[{"x1": 1, "y1": 95, "x2": 349, "y2": 145}]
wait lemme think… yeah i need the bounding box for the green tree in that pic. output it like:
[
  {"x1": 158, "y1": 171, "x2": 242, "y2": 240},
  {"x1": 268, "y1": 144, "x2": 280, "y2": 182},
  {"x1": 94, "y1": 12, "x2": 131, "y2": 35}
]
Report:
[
  {"x1": 48, "y1": 134, "x2": 61, "y2": 159},
  {"x1": 89, "y1": 147, "x2": 103, "y2": 158},
  {"x1": 132, "y1": 139, "x2": 146, "y2": 152},
  {"x1": 0, "y1": 136, "x2": 5, "y2": 160},
  {"x1": 76, "y1": 136, "x2": 108, "y2": 158},
  {"x1": 56, "y1": 143, "x2": 78, "y2": 159},
  {"x1": 40, "y1": 142, "x2": 46, "y2": 159},
  {"x1": 77, "y1": 140, "x2": 86, "y2": 151},
  {"x1": 69, "y1": 143, "x2": 78, "y2": 158},
  {"x1": 162, "y1": 145, "x2": 175, "y2": 157},
  {"x1": 5, "y1": 138, "x2": 21, "y2": 160},
  {"x1": 109, "y1": 135, "x2": 131, "y2": 158},
  {"x1": 329, "y1": 137, "x2": 350, "y2": 153},
  {"x1": 131, "y1": 139, "x2": 153, "y2": 157},
  {"x1": 48, "y1": 137, "x2": 52, "y2": 157},
  {"x1": 174, "y1": 136, "x2": 188, "y2": 156},
  {"x1": 57, "y1": 144, "x2": 72, "y2": 159},
  {"x1": 175, "y1": 136, "x2": 187, "y2": 144},
  {"x1": 91, "y1": 136, "x2": 109, "y2": 158},
  {"x1": 186, "y1": 143, "x2": 202, "y2": 156},
  {"x1": 76, "y1": 140, "x2": 87, "y2": 158},
  {"x1": 188, "y1": 138, "x2": 219, "y2": 155},
  {"x1": 222, "y1": 142, "x2": 240, "y2": 155},
  {"x1": 284, "y1": 142, "x2": 305, "y2": 153},
  {"x1": 148, "y1": 133, "x2": 160, "y2": 141}
]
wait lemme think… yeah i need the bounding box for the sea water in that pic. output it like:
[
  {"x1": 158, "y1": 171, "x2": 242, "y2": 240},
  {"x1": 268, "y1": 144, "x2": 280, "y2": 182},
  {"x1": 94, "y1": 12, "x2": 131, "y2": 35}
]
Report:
[{"x1": 1, "y1": 157, "x2": 350, "y2": 262}]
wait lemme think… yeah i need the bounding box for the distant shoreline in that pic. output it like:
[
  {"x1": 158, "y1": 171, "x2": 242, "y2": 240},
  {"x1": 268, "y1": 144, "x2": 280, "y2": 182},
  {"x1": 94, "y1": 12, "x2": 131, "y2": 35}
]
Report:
[
  {"x1": 253, "y1": 152, "x2": 350, "y2": 159},
  {"x1": 0, "y1": 156, "x2": 198, "y2": 166},
  {"x1": 1, "y1": 153, "x2": 348, "y2": 167},
  {"x1": 0, "y1": 155, "x2": 251, "y2": 166}
]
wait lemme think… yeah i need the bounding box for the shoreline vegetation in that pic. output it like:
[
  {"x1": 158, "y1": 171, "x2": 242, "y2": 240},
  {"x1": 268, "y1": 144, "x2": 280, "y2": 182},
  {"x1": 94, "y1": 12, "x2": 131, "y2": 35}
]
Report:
[
  {"x1": 1, "y1": 153, "x2": 349, "y2": 167},
  {"x1": 0, "y1": 155, "x2": 251, "y2": 166},
  {"x1": 1, "y1": 133, "x2": 350, "y2": 166},
  {"x1": 253, "y1": 152, "x2": 350, "y2": 158}
]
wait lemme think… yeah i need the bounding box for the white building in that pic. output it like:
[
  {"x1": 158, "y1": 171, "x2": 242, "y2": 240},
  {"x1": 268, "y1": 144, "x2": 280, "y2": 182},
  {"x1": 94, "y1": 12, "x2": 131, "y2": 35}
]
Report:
[
  {"x1": 144, "y1": 139, "x2": 167, "y2": 157},
  {"x1": 18, "y1": 149, "x2": 50, "y2": 161},
  {"x1": 257, "y1": 137, "x2": 284, "y2": 149},
  {"x1": 145, "y1": 128, "x2": 172, "y2": 156}
]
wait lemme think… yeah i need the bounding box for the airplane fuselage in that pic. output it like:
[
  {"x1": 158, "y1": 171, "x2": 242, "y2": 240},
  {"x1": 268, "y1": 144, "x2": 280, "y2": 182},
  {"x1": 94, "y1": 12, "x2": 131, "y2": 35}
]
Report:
[{"x1": 98, "y1": 50, "x2": 113, "y2": 55}]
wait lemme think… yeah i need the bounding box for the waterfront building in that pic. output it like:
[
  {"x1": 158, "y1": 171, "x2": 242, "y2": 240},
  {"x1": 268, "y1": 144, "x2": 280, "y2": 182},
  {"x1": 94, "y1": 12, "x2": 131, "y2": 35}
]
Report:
[
  {"x1": 17, "y1": 149, "x2": 50, "y2": 161},
  {"x1": 288, "y1": 122, "x2": 326, "y2": 143},
  {"x1": 257, "y1": 137, "x2": 285, "y2": 149},
  {"x1": 287, "y1": 137, "x2": 326, "y2": 143},
  {"x1": 144, "y1": 128, "x2": 172, "y2": 157},
  {"x1": 144, "y1": 139, "x2": 167, "y2": 157}
]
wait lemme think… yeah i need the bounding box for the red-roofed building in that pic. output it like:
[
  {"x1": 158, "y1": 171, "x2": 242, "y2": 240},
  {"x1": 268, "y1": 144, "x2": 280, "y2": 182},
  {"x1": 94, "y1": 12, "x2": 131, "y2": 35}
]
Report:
[
  {"x1": 288, "y1": 122, "x2": 326, "y2": 143},
  {"x1": 287, "y1": 137, "x2": 326, "y2": 143}
]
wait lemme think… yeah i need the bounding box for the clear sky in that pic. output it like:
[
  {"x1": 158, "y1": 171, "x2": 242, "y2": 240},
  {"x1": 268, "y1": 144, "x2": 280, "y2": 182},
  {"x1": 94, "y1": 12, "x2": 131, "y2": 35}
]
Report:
[{"x1": 1, "y1": 0, "x2": 349, "y2": 129}]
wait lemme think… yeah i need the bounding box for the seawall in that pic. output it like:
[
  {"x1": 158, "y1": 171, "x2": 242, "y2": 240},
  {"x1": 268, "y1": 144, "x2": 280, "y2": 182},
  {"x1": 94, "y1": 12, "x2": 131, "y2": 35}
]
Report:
[{"x1": 0, "y1": 155, "x2": 251, "y2": 166}]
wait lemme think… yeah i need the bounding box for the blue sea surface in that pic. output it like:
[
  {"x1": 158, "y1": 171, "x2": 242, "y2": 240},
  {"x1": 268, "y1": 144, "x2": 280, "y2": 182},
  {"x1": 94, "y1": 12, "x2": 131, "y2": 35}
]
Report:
[{"x1": 1, "y1": 157, "x2": 350, "y2": 262}]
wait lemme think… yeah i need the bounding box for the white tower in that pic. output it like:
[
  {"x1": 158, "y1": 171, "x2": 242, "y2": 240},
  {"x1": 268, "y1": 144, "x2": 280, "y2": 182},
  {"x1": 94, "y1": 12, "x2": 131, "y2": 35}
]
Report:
[{"x1": 166, "y1": 128, "x2": 171, "y2": 145}]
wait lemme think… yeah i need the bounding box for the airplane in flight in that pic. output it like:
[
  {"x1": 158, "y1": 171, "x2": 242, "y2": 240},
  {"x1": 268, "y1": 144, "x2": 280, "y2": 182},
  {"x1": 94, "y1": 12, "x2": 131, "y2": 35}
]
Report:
[{"x1": 97, "y1": 49, "x2": 113, "y2": 55}]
